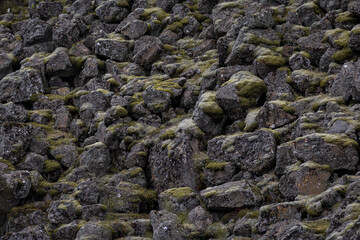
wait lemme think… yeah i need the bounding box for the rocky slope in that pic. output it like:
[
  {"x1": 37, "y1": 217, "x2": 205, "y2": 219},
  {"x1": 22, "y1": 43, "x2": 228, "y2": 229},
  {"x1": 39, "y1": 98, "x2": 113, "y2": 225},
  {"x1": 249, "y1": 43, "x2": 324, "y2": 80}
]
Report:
[{"x1": 0, "y1": 0, "x2": 360, "y2": 239}]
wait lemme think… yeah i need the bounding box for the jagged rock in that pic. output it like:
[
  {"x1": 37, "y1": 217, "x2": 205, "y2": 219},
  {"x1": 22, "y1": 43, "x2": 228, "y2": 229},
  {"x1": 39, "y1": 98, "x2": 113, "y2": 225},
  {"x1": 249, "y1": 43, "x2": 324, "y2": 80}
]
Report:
[
  {"x1": 6, "y1": 209, "x2": 47, "y2": 233},
  {"x1": 47, "y1": 200, "x2": 82, "y2": 226},
  {"x1": 204, "y1": 161, "x2": 235, "y2": 187},
  {"x1": 150, "y1": 210, "x2": 185, "y2": 240},
  {"x1": 53, "y1": 18, "x2": 84, "y2": 48},
  {"x1": 95, "y1": 0, "x2": 129, "y2": 23},
  {"x1": 53, "y1": 221, "x2": 80, "y2": 240},
  {"x1": 200, "y1": 180, "x2": 262, "y2": 210},
  {"x1": 289, "y1": 52, "x2": 313, "y2": 71},
  {"x1": 16, "y1": 152, "x2": 45, "y2": 172},
  {"x1": 36, "y1": 2, "x2": 63, "y2": 21},
  {"x1": 142, "y1": 86, "x2": 172, "y2": 114},
  {"x1": 186, "y1": 206, "x2": 213, "y2": 234},
  {"x1": 108, "y1": 167, "x2": 147, "y2": 188},
  {"x1": 17, "y1": 18, "x2": 52, "y2": 46},
  {"x1": 67, "y1": 0, "x2": 94, "y2": 16},
  {"x1": 148, "y1": 119, "x2": 206, "y2": 192},
  {"x1": 216, "y1": 71, "x2": 266, "y2": 122},
  {"x1": 0, "y1": 68, "x2": 43, "y2": 103},
  {"x1": 133, "y1": 36, "x2": 163, "y2": 69},
  {"x1": 74, "y1": 179, "x2": 100, "y2": 205},
  {"x1": 207, "y1": 129, "x2": 277, "y2": 174},
  {"x1": 159, "y1": 187, "x2": 200, "y2": 214},
  {"x1": 157, "y1": 0, "x2": 180, "y2": 12},
  {"x1": 120, "y1": 19, "x2": 148, "y2": 39},
  {"x1": 1, "y1": 225, "x2": 51, "y2": 240},
  {"x1": 45, "y1": 48, "x2": 74, "y2": 77},
  {"x1": 79, "y1": 142, "x2": 111, "y2": 176},
  {"x1": 297, "y1": 31, "x2": 330, "y2": 65},
  {"x1": 0, "y1": 53, "x2": 13, "y2": 80},
  {"x1": 276, "y1": 133, "x2": 359, "y2": 175},
  {"x1": 0, "y1": 102, "x2": 28, "y2": 123},
  {"x1": 94, "y1": 38, "x2": 129, "y2": 62},
  {"x1": 257, "y1": 100, "x2": 297, "y2": 128},
  {"x1": 192, "y1": 91, "x2": 226, "y2": 135},
  {"x1": 75, "y1": 222, "x2": 112, "y2": 240},
  {"x1": 54, "y1": 106, "x2": 72, "y2": 131},
  {"x1": 50, "y1": 145, "x2": 78, "y2": 168}
]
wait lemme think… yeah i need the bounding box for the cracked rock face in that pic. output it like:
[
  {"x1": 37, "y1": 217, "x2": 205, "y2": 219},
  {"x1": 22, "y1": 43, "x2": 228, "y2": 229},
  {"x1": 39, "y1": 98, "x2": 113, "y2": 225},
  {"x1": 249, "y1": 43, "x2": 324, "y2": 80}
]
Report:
[{"x1": 1, "y1": 0, "x2": 360, "y2": 239}]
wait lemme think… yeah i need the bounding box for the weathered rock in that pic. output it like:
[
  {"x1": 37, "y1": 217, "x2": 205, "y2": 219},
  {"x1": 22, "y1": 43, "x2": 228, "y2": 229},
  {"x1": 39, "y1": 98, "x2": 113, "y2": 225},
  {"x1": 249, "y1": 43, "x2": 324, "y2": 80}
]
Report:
[
  {"x1": 150, "y1": 210, "x2": 185, "y2": 240},
  {"x1": 45, "y1": 48, "x2": 74, "y2": 77},
  {"x1": 159, "y1": 187, "x2": 200, "y2": 214},
  {"x1": 53, "y1": 18, "x2": 84, "y2": 48},
  {"x1": 50, "y1": 145, "x2": 78, "y2": 168},
  {"x1": 120, "y1": 19, "x2": 148, "y2": 39},
  {"x1": 216, "y1": 71, "x2": 266, "y2": 122},
  {"x1": 36, "y1": 2, "x2": 63, "y2": 21},
  {"x1": 0, "y1": 68, "x2": 43, "y2": 103},
  {"x1": 263, "y1": 70, "x2": 295, "y2": 101},
  {"x1": 2, "y1": 225, "x2": 51, "y2": 240},
  {"x1": 279, "y1": 161, "x2": 332, "y2": 200},
  {"x1": 142, "y1": 86, "x2": 172, "y2": 114},
  {"x1": 74, "y1": 179, "x2": 100, "y2": 205},
  {"x1": 0, "y1": 102, "x2": 28, "y2": 123},
  {"x1": 53, "y1": 221, "x2": 80, "y2": 240},
  {"x1": 186, "y1": 206, "x2": 213, "y2": 233},
  {"x1": 47, "y1": 200, "x2": 82, "y2": 226},
  {"x1": 133, "y1": 36, "x2": 163, "y2": 69},
  {"x1": 207, "y1": 129, "x2": 277, "y2": 174},
  {"x1": 200, "y1": 180, "x2": 262, "y2": 210},
  {"x1": 17, "y1": 18, "x2": 52, "y2": 46},
  {"x1": 0, "y1": 53, "x2": 13, "y2": 80},
  {"x1": 16, "y1": 152, "x2": 45, "y2": 172},
  {"x1": 95, "y1": 0, "x2": 129, "y2": 23},
  {"x1": 79, "y1": 142, "x2": 111, "y2": 176},
  {"x1": 94, "y1": 38, "x2": 129, "y2": 62},
  {"x1": 75, "y1": 222, "x2": 112, "y2": 240},
  {"x1": 276, "y1": 133, "x2": 359, "y2": 175},
  {"x1": 108, "y1": 167, "x2": 147, "y2": 188},
  {"x1": 204, "y1": 161, "x2": 235, "y2": 187},
  {"x1": 257, "y1": 100, "x2": 297, "y2": 129}
]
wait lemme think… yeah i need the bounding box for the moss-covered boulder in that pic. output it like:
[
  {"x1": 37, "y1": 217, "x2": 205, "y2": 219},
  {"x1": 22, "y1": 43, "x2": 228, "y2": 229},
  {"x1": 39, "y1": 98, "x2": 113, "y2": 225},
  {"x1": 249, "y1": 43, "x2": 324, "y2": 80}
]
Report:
[{"x1": 159, "y1": 187, "x2": 200, "y2": 215}]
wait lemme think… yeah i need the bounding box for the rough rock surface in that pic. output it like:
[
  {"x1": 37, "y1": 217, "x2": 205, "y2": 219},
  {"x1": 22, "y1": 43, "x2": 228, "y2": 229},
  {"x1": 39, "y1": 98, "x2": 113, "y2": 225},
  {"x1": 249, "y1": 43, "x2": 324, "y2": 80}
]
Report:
[{"x1": 1, "y1": 0, "x2": 360, "y2": 239}]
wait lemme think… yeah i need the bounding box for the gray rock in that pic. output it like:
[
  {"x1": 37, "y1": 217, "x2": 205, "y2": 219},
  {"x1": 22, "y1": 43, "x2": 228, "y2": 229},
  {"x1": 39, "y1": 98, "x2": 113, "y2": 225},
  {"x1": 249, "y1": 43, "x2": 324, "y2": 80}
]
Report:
[
  {"x1": 94, "y1": 38, "x2": 129, "y2": 62},
  {"x1": 159, "y1": 187, "x2": 200, "y2": 214},
  {"x1": 289, "y1": 53, "x2": 313, "y2": 71},
  {"x1": 54, "y1": 106, "x2": 72, "y2": 131},
  {"x1": 16, "y1": 152, "x2": 45, "y2": 172},
  {"x1": 0, "y1": 68, "x2": 43, "y2": 103},
  {"x1": 200, "y1": 180, "x2": 262, "y2": 210},
  {"x1": 297, "y1": 2, "x2": 322, "y2": 26},
  {"x1": 142, "y1": 86, "x2": 172, "y2": 114},
  {"x1": 47, "y1": 200, "x2": 82, "y2": 226},
  {"x1": 95, "y1": 0, "x2": 129, "y2": 23},
  {"x1": 320, "y1": 0, "x2": 341, "y2": 12},
  {"x1": 53, "y1": 18, "x2": 84, "y2": 48},
  {"x1": 79, "y1": 142, "x2": 111, "y2": 176},
  {"x1": 133, "y1": 36, "x2": 163, "y2": 69},
  {"x1": 207, "y1": 129, "x2": 277, "y2": 175},
  {"x1": 276, "y1": 133, "x2": 359, "y2": 175},
  {"x1": 45, "y1": 48, "x2": 74, "y2": 77},
  {"x1": 53, "y1": 221, "x2": 80, "y2": 240},
  {"x1": 17, "y1": 18, "x2": 52, "y2": 46},
  {"x1": 0, "y1": 53, "x2": 13, "y2": 80},
  {"x1": 157, "y1": 0, "x2": 180, "y2": 12},
  {"x1": 150, "y1": 210, "x2": 185, "y2": 240},
  {"x1": 50, "y1": 145, "x2": 78, "y2": 168},
  {"x1": 186, "y1": 206, "x2": 213, "y2": 233},
  {"x1": 0, "y1": 102, "x2": 28, "y2": 123},
  {"x1": 36, "y1": 2, "x2": 63, "y2": 21},
  {"x1": 257, "y1": 101, "x2": 297, "y2": 129},
  {"x1": 121, "y1": 19, "x2": 148, "y2": 39},
  {"x1": 1, "y1": 225, "x2": 51, "y2": 240},
  {"x1": 75, "y1": 222, "x2": 111, "y2": 240},
  {"x1": 74, "y1": 179, "x2": 101, "y2": 205},
  {"x1": 198, "y1": 0, "x2": 218, "y2": 14}
]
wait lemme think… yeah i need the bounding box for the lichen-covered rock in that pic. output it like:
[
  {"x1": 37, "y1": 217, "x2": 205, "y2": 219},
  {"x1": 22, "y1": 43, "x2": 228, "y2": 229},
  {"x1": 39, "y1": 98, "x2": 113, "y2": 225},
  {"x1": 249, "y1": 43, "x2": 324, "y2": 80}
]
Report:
[
  {"x1": 204, "y1": 161, "x2": 235, "y2": 187},
  {"x1": 257, "y1": 100, "x2": 297, "y2": 128},
  {"x1": 74, "y1": 179, "x2": 100, "y2": 205},
  {"x1": 95, "y1": 0, "x2": 129, "y2": 23},
  {"x1": 1, "y1": 225, "x2": 51, "y2": 240},
  {"x1": 0, "y1": 69, "x2": 44, "y2": 103},
  {"x1": 216, "y1": 71, "x2": 266, "y2": 122},
  {"x1": 47, "y1": 200, "x2": 82, "y2": 226},
  {"x1": 133, "y1": 36, "x2": 163, "y2": 69},
  {"x1": 16, "y1": 152, "x2": 45, "y2": 172},
  {"x1": 45, "y1": 48, "x2": 74, "y2": 77},
  {"x1": 150, "y1": 210, "x2": 185, "y2": 240},
  {"x1": 120, "y1": 19, "x2": 148, "y2": 39},
  {"x1": 53, "y1": 18, "x2": 84, "y2": 48},
  {"x1": 200, "y1": 180, "x2": 262, "y2": 210},
  {"x1": 0, "y1": 53, "x2": 13, "y2": 80},
  {"x1": 279, "y1": 161, "x2": 332, "y2": 200},
  {"x1": 17, "y1": 18, "x2": 52, "y2": 46},
  {"x1": 75, "y1": 222, "x2": 112, "y2": 240},
  {"x1": 79, "y1": 142, "x2": 111, "y2": 176},
  {"x1": 36, "y1": 2, "x2": 63, "y2": 21},
  {"x1": 0, "y1": 102, "x2": 28, "y2": 123},
  {"x1": 207, "y1": 129, "x2": 277, "y2": 174},
  {"x1": 276, "y1": 133, "x2": 359, "y2": 175},
  {"x1": 94, "y1": 38, "x2": 129, "y2": 62},
  {"x1": 159, "y1": 187, "x2": 200, "y2": 214}
]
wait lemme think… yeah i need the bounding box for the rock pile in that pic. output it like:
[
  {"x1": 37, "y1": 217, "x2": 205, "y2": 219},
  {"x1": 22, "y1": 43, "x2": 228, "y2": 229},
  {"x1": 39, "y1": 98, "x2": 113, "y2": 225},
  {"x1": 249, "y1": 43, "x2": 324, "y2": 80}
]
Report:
[{"x1": 0, "y1": 0, "x2": 360, "y2": 239}]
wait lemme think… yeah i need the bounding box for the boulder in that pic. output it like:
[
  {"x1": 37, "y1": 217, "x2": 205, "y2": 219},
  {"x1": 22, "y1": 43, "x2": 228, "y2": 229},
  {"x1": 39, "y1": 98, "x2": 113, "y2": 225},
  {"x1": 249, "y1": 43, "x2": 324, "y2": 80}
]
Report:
[
  {"x1": 159, "y1": 187, "x2": 200, "y2": 214},
  {"x1": 36, "y1": 2, "x2": 63, "y2": 21},
  {"x1": 79, "y1": 142, "x2": 111, "y2": 176},
  {"x1": 133, "y1": 36, "x2": 163, "y2": 69},
  {"x1": 94, "y1": 38, "x2": 129, "y2": 62}
]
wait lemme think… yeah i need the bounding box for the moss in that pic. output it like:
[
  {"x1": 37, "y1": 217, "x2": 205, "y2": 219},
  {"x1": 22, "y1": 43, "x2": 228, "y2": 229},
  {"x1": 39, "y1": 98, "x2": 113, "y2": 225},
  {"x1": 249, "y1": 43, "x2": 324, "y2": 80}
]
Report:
[
  {"x1": 335, "y1": 11, "x2": 357, "y2": 23},
  {"x1": 351, "y1": 24, "x2": 360, "y2": 35},
  {"x1": 202, "y1": 190, "x2": 217, "y2": 198},
  {"x1": 162, "y1": 187, "x2": 196, "y2": 200},
  {"x1": 218, "y1": 1, "x2": 242, "y2": 10},
  {"x1": 0, "y1": 158, "x2": 15, "y2": 171},
  {"x1": 205, "y1": 161, "x2": 229, "y2": 171},
  {"x1": 332, "y1": 48, "x2": 353, "y2": 63},
  {"x1": 322, "y1": 133, "x2": 359, "y2": 148},
  {"x1": 141, "y1": 7, "x2": 169, "y2": 21},
  {"x1": 237, "y1": 208, "x2": 260, "y2": 219},
  {"x1": 112, "y1": 106, "x2": 128, "y2": 118},
  {"x1": 205, "y1": 222, "x2": 228, "y2": 239},
  {"x1": 312, "y1": 96, "x2": 344, "y2": 111},
  {"x1": 323, "y1": 28, "x2": 346, "y2": 42},
  {"x1": 333, "y1": 31, "x2": 351, "y2": 48},
  {"x1": 246, "y1": 33, "x2": 280, "y2": 46},
  {"x1": 198, "y1": 92, "x2": 223, "y2": 119},
  {"x1": 269, "y1": 100, "x2": 296, "y2": 114},
  {"x1": 255, "y1": 55, "x2": 287, "y2": 67},
  {"x1": 160, "y1": 128, "x2": 176, "y2": 140},
  {"x1": 302, "y1": 161, "x2": 332, "y2": 172},
  {"x1": 28, "y1": 109, "x2": 53, "y2": 120},
  {"x1": 302, "y1": 219, "x2": 330, "y2": 234},
  {"x1": 69, "y1": 56, "x2": 86, "y2": 69},
  {"x1": 43, "y1": 160, "x2": 61, "y2": 174},
  {"x1": 164, "y1": 22, "x2": 183, "y2": 33}
]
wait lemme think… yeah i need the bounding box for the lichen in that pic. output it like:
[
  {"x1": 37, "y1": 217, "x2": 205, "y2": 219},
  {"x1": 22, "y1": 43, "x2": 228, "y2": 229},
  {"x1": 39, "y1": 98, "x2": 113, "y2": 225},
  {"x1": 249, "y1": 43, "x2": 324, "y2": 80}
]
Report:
[{"x1": 205, "y1": 161, "x2": 229, "y2": 171}]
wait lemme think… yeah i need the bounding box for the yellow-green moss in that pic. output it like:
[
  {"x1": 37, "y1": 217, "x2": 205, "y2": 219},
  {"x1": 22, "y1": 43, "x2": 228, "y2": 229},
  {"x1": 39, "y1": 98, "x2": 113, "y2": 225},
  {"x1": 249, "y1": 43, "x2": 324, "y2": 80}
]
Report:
[
  {"x1": 162, "y1": 187, "x2": 196, "y2": 200},
  {"x1": 334, "y1": 31, "x2": 351, "y2": 48},
  {"x1": 335, "y1": 11, "x2": 357, "y2": 23},
  {"x1": 141, "y1": 7, "x2": 169, "y2": 21},
  {"x1": 0, "y1": 158, "x2": 15, "y2": 170},
  {"x1": 160, "y1": 128, "x2": 176, "y2": 140},
  {"x1": 351, "y1": 24, "x2": 360, "y2": 35},
  {"x1": 205, "y1": 161, "x2": 229, "y2": 171},
  {"x1": 269, "y1": 100, "x2": 296, "y2": 114},
  {"x1": 332, "y1": 48, "x2": 353, "y2": 62},
  {"x1": 312, "y1": 96, "x2": 344, "y2": 111},
  {"x1": 43, "y1": 160, "x2": 61, "y2": 174},
  {"x1": 302, "y1": 219, "x2": 330, "y2": 234},
  {"x1": 322, "y1": 133, "x2": 359, "y2": 148},
  {"x1": 198, "y1": 92, "x2": 223, "y2": 119}
]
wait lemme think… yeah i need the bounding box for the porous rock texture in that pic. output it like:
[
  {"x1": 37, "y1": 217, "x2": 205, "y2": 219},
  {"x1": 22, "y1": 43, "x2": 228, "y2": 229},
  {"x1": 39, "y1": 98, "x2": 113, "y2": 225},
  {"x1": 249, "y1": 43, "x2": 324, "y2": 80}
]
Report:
[{"x1": 1, "y1": 0, "x2": 360, "y2": 239}]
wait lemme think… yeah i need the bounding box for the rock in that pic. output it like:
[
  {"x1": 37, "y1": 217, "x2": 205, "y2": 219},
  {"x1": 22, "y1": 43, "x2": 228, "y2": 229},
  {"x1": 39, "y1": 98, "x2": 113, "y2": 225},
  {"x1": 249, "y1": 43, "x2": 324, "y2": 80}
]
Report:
[
  {"x1": 17, "y1": 18, "x2": 52, "y2": 46},
  {"x1": 216, "y1": 71, "x2": 266, "y2": 122},
  {"x1": 198, "y1": 0, "x2": 218, "y2": 14},
  {"x1": 148, "y1": 119, "x2": 206, "y2": 192},
  {"x1": 159, "y1": 187, "x2": 200, "y2": 214},
  {"x1": 101, "y1": 182, "x2": 156, "y2": 213},
  {"x1": 50, "y1": 145, "x2": 78, "y2": 168},
  {"x1": 142, "y1": 86, "x2": 172, "y2": 114},
  {"x1": 291, "y1": 69, "x2": 327, "y2": 95},
  {"x1": 47, "y1": 200, "x2": 82, "y2": 226},
  {"x1": 289, "y1": 52, "x2": 313, "y2": 71},
  {"x1": 0, "y1": 53, "x2": 13, "y2": 80},
  {"x1": 0, "y1": 122, "x2": 32, "y2": 165},
  {"x1": 109, "y1": 167, "x2": 147, "y2": 188},
  {"x1": 192, "y1": 91, "x2": 225, "y2": 136},
  {"x1": 6, "y1": 208, "x2": 47, "y2": 233},
  {"x1": 279, "y1": 161, "x2": 332, "y2": 200},
  {"x1": 94, "y1": 38, "x2": 129, "y2": 62},
  {"x1": 133, "y1": 36, "x2": 163, "y2": 69},
  {"x1": 204, "y1": 161, "x2": 235, "y2": 187},
  {"x1": 95, "y1": 0, "x2": 129, "y2": 23},
  {"x1": 74, "y1": 179, "x2": 100, "y2": 205},
  {"x1": 120, "y1": 19, "x2": 148, "y2": 39},
  {"x1": 0, "y1": 102, "x2": 28, "y2": 123},
  {"x1": 257, "y1": 201, "x2": 303, "y2": 232},
  {"x1": 16, "y1": 152, "x2": 45, "y2": 172},
  {"x1": 150, "y1": 210, "x2": 185, "y2": 240},
  {"x1": 349, "y1": 1, "x2": 360, "y2": 16},
  {"x1": 297, "y1": 2, "x2": 322, "y2": 27},
  {"x1": 297, "y1": 31, "x2": 330, "y2": 66},
  {"x1": 36, "y1": 2, "x2": 63, "y2": 21},
  {"x1": 54, "y1": 106, "x2": 72, "y2": 131},
  {"x1": 320, "y1": 0, "x2": 341, "y2": 12},
  {"x1": 0, "y1": 68, "x2": 44, "y2": 103},
  {"x1": 186, "y1": 206, "x2": 213, "y2": 233},
  {"x1": 53, "y1": 221, "x2": 80, "y2": 240},
  {"x1": 79, "y1": 142, "x2": 111, "y2": 176},
  {"x1": 200, "y1": 180, "x2": 262, "y2": 210},
  {"x1": 0, "y1": 171, "x2": 32, "y2": 225},
  {"x1": 45, "y1": 48, "x2": 74, "y2": 77},
  {"x1": 276, "y1": 133, "x2": 359, "y2": 175},
  {"x1": 207, "y1": 129, "x2": 277, "y2": 175},
  {"x1": 53, "y1": 18, "x2": 84, "y2": 48},
  {"x1": 263, "y1": 70, "x2": 295, "y2": 101},
  {"x1": 75, "y1": 222, "x2": 112, "y2": 240},
  {"x1": 257, "y1": 100, "x2": 297, "y2": 129},
  {"x1": 157, "y1": 0, "x2": 180, "y2": 12},
  {"x1": 1, "y1": 225, "x2": 51, "y2": 240}
]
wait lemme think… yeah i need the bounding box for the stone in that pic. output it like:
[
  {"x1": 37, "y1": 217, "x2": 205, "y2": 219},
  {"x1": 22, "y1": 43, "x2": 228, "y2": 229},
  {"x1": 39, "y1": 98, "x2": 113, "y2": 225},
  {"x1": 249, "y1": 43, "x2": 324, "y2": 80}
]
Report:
[
  {"x1": 121, "y1": 19, "x2": 148, "y2": 39},
  {"x1": 150, "y1": 210, "x2": 185, "y2": 240},
  {"x1": 79, "y1": 142, "x2": 111, "y2": 176},
  {"x1": 47, "y1": 200, "x2": 82, "y2": 226},
  {"x1": 133, "y1": 36, "x2": 163, "y2": 69},
  {"x1": 16, "y1": 152, "x2": 45, "y2": 172},
  {"x1": 0, "y1": 53, "x2": 13, "y2": 80},
  {"x1": 0, "y1": 69, "x2": 44, "y2": 103},
  {"x1": 50, "y1": 145, "x2": 78, "y2": 168},
  {"x1": 36, "y1": 2, "x2": 63, "y2": 21},
  {"x1": 75, "y1": 222, "x2": 112, "y2": 240},
  {"x1": 17, "y1": 18, "x2": 52, "y2": 46},
  {"x1": 74, "y1": 179, "x2": 100, "y2": 205},
  {"x1": 0, "y1": 102, "x2": 28, "y2": 123},
  {"x1": 95, "y1": 0, "x2": 129, "y2": 23},
  {"x1": 45, "y1": 48, "x2": 74, "y2": 77},
  {"x1": 159, "y1": 187, "x2": 200, "y2": 214},
  {"x1": 94, "y1": 38, "x2": 129, "y2": 62}
]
